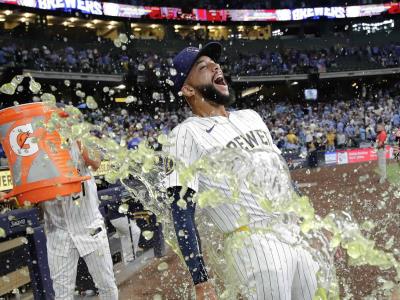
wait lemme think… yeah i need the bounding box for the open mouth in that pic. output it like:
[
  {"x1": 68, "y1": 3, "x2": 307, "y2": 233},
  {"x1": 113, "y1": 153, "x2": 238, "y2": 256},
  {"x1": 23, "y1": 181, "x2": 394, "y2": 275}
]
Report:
[{"x1": 213, "y1": 74, "x2": 226, "y2": 86}]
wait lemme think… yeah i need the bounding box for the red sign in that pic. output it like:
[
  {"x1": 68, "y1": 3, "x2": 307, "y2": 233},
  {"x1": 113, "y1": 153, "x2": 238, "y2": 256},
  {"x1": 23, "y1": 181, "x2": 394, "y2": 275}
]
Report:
[
  {"x1": 334, "y1": 146, "x2": 392, "y2": 165},
  {"x1": 388, "y1": 3, "x2": 400, "y2": 14}
]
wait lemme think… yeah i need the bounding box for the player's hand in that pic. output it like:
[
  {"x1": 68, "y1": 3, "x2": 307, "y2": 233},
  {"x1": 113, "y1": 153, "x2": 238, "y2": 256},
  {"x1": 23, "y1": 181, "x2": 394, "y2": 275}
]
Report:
[
  {"x1": 195, "y1": 281, "x2": 218, "y2": 300},
  {"x1": 0, "y1": 192, "x2": 6, "y2": 200}
]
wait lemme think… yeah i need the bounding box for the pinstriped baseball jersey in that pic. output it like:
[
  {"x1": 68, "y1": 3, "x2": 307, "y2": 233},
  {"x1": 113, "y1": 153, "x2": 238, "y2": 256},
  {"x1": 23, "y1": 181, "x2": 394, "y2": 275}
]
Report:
[
  {"x1": 163, "y1": 109, "x2": 297, "y2": 237},
  {"x1": 41, "y1": 142, "x2": 104, "y2": 257}
]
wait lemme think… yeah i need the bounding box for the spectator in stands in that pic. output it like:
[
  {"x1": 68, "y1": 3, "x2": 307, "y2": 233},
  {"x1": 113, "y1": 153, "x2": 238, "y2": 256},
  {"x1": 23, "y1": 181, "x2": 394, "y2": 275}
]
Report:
[
  {"x1": 336, "y1": 130, "x2": 346, "y2": 149},
  {"x1": 326, "y1": 129, "x2": 336, "y2": 152},
  {"x1": 286, "y1": 129, "x2": 299, "y2": 149}
]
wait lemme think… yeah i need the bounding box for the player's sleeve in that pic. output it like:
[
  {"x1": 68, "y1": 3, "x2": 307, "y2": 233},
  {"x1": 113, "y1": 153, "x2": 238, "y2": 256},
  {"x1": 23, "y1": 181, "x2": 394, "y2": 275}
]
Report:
[
  {"x1": 162, "y1": 124, "x2": 200, "y2": 192},
  {"x1": 169, "y1": 186, "x2": 209, "y2": 285}
]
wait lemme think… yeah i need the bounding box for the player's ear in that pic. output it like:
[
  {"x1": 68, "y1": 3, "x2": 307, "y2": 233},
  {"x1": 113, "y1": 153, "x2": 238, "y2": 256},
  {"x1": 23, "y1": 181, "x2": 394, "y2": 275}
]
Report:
[{"x1": 181, "y1": 84, "x2": 195, "y2": 98}]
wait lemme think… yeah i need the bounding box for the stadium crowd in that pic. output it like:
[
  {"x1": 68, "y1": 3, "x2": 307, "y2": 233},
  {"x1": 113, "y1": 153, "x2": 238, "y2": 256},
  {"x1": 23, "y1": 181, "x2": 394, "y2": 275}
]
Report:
[
  {"x1": 0, "y1": 42, "x2": 399, "y2": 76},
  {"x1": 76, "y1": 83, "x2": 400, "y2": 157}
]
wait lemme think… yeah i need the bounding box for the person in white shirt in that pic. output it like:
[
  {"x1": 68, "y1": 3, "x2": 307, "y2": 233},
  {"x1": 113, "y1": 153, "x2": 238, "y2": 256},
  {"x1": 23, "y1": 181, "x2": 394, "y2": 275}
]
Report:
[{"x1": 40, "y1": 140, "x2": 118, "y2": 300}]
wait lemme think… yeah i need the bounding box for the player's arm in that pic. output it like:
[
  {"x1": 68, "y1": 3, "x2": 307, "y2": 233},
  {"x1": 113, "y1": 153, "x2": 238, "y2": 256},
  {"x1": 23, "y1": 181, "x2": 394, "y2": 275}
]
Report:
[
  {"x1": 76, "y1": 140, "x2": 101, "y2": 171},
  {"x1": 163, "y1": 125, "x2": 213, "y2": 289},
  {"x1": 168, "y1": 186, "x2": 209, "y2": 284}
]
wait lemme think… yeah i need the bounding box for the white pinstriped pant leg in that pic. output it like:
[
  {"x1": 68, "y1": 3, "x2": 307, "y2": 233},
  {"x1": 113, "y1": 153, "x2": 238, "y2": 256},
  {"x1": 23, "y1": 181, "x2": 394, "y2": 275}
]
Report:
[
  {"x1": 231, "y1": 234, "x2": 318, "y2": 300},
  {"x1": 47, "y1": 244, "x2": 80, "y2": 300},
  {"x1": 291, "y1": 247, "x2": 319, "y2": 300},
  {"x1": 110, "y1": 216, "x2": 141, "y2": 264},
  {"x1": 83, "y1": 230, "x2": 118, "y2": 300},
  {"x1": 231, "y1": 234, "x2": 293, "y2": 300}
]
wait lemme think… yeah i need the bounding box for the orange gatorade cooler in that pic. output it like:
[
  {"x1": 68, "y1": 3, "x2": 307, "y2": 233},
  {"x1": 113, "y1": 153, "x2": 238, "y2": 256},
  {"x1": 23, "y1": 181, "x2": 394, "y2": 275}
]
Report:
[{"x1": 0, "y1": 102, "x2": 90, "y2": 206}]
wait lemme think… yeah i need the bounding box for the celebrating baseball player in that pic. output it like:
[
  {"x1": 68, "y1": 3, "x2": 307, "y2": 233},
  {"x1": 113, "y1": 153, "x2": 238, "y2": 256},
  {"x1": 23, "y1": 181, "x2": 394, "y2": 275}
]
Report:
[
  {"x1": 163, "y1": 42, "x2": 319, "y2": 299},
  {"x1": 40, "y1": 140, "x2": 118, "y2": 300}
]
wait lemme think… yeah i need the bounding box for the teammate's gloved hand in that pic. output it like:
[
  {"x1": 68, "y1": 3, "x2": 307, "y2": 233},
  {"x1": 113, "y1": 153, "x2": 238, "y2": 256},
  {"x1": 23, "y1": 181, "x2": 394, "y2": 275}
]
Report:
[{"x1": 195, "y1": 281, "x2": 218, "y2": 300}]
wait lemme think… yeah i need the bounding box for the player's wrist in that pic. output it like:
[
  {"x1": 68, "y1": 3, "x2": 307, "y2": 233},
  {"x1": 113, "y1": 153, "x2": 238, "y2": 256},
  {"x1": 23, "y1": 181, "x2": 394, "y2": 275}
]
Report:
[
  {"x1": 195, "y1": 282, "x2": 217, "y2": 300},
  {"x1": 194, "y1": 277, "x2": 208, "y2": 286}
]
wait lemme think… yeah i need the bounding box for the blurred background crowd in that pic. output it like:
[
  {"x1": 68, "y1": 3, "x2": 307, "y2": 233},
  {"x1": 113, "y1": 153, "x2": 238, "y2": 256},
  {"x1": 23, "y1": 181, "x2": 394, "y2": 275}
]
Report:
[{"x1": 0, "y1": 42, "x2": 399, "y2": 76}]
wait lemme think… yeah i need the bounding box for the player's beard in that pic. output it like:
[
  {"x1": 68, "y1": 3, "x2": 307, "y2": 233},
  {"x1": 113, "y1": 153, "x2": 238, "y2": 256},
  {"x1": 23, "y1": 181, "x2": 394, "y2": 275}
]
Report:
[{"x1": 196, "y1": 83, "x2": 235, "y2": 106}]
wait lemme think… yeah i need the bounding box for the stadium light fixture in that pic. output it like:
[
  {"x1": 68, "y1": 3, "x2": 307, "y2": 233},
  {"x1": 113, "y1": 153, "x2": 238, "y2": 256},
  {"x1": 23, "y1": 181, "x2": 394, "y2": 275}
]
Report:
[
  {"x1": 272, "y1": 29, "x2": 284, "y2": 37},
  {"x1": 291, "y1": 81, "x2": 299, "y2": 85},
  {"x1": 174, "y1": 25, "x2": 181, "y2": 29},
  {"x1": 241, "y1": 86, "x2": 263, "y2": 98},
  {"x1": 4, "y1": 10, "x2": 12, "y2": 16},
  {"x1": 116, "y1": 84, "x2": 126, "y2": 90},
  {"x1": 134, "y1": 27, "x2": 141, "y2": 31}
]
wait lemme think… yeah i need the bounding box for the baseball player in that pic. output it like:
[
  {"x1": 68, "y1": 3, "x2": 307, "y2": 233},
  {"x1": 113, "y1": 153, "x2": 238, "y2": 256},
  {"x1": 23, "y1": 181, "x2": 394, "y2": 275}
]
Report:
[
  {"x1": 40, "y1": 140, "x2": 118, "y2": 299},
  {"x1": 163, "y1": 42, "x2": 320, "y2": 300}
]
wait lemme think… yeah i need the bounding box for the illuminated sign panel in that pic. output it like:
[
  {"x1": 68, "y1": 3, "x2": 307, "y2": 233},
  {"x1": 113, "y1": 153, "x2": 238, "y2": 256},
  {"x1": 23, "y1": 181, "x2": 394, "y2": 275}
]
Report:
[
  {"x1": 0, "y1": 1, "x2": 399, "y2": 21},
  {"x1": 292, "y1": 7, "x2": 346, "y2": 20},
  {"x1": 37, "y1": 0, "x2": 102, "y2": 14},
  {"x1": 346, "y1": 4, "x2": 389, "y2": 18},
  {"x1": 103, "y1": 2, "x2": 150, "y2": 18},
  {"x1": 193, "y1": 9, "x2": 228, "y2": 21}
]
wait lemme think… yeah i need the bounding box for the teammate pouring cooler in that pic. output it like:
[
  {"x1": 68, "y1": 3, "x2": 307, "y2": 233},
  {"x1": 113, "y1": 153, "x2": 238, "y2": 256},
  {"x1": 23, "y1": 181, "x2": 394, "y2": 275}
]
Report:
[{"x1": 163, "y1": 42, "x2": 320, "y2": 300}]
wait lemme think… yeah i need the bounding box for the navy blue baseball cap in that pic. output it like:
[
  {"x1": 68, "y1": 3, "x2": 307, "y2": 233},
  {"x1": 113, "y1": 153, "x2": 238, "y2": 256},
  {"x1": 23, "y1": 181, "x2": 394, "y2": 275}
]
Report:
[{"x1": 171, "y1": 42, "x2": 222, "y2": 94}]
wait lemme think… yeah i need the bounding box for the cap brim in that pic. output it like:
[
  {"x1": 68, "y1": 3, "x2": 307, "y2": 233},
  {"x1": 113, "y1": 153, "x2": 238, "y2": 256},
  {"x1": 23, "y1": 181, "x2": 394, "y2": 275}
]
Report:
[{"x1": 196, "y1": 42, "x2": 222, "y2": 63}]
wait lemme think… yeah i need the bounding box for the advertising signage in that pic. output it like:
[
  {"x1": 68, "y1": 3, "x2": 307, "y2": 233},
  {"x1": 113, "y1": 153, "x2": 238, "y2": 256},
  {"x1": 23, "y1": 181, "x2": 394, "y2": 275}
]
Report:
[
  {"x1": 0, "y1": 0, "x2": 102, "y2": 14},
  {"x1": 37, "y1": 0, "x2": 102, "y2": 15},
  {"x1": 0, "y1": 1, "x2": 399, "y2": 21},
  {"x1": 292, "y1": 7, "x2": 346, "y2": 20},
  {"x1": 325, "y1": 146, "x2": 393, "y2": 166}
]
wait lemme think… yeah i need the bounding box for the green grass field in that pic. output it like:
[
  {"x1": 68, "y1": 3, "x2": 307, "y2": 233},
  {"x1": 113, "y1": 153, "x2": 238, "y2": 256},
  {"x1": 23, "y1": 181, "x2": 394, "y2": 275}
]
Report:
[{"x1": 385, "y1": 161, "x2": 400, "y2": 185}]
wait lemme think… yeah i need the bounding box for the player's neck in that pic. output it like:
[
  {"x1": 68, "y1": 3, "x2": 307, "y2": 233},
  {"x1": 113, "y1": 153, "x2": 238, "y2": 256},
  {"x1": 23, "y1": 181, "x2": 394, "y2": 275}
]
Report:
[{"x1": 192, "y1": 99, "x2": 229, "y2": 118}]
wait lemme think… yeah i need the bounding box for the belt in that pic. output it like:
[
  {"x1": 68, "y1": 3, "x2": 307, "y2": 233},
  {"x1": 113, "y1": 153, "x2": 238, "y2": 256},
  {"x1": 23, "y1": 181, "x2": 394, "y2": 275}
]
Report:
[
  {"x1": 224, "y1": 225, "x2": 251, "y2": 239},
  {"x1": 234, "y1": 225, "x2": 250, "y2": 233}
]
